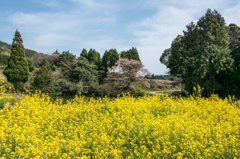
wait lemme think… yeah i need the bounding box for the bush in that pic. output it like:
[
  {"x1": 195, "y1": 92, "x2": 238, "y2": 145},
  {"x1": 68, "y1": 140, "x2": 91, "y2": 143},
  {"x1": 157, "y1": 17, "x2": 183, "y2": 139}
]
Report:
[
  {"x1": 51, "y1": 65, "x2": 57, "y2": 71},
  {"x1": 130, "y1": 90, "x2": 145, "y2": 97},
  {"x1": 88, "y1": 85, "x2": 101, "y2": 96},
  {"x1": 31, "y1": 65, "x2": 54, "y2": 94},
  {"x1": 0, "y1": 54, "x2": 9, "y2": 65},
  {"x1": 0, "y1": 97, "x2": 16, "y2": 109}
]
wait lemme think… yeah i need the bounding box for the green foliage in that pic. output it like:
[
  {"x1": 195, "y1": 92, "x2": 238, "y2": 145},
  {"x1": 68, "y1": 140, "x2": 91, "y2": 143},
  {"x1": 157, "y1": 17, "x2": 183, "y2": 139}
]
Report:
[
  {"x1": 132, "y1": 82, "x2": 146, "y2": 90},
  {"x1": 192, "y1": 84, "x2": 204, "y2": 98},
  {"x1": 27, "y1": 58, "x2": 35, "y2": 72},
  {"x1": 147, "y1": 74, "x2": 174, "y2": 80},
  {"x1": 214, "y1": 23, "x2": 240, "y2": 99},
  {"x1": 58, "y1": 56, "x2": 99, "y2": 95},
  {"x1": 121, "y1": 47, "x2": 141, "y2": 61},
  {"x1": 0, "y1": 40, "x2": 36, "y2": 58},
  {"x1": 39, "y1": 59, "x2": 47, "y2": 68},
  {"x1": 88, "y1": 85, "x2": 101, "y2": 96},
  {"x1": 160, "y1": 9, "x2": 234, "y2": 98},
  {"x1": 0, "y1": 54, "x2": 9, "y2": 65},
  {"x1": 197, "y1": 9, "x2": 233, "y2": 97},
  {"x1": 130, "y1": 90, "x2": 145, "y2": 97},
  {"x1": 159, "y1": 48, "x2": 171, "y2": 66},
  {"x1": 31, "y1": 65, "x2": 54, "y2": 94},
  {"x1": 103, "y1": 49, "x2": 119, "y2": 69},
  {"x1": 54, "y1": 78, "x2": 83, "y2": 96},
  {"x1": 55, "y1": 51, "x2": 76, "y2": 67},
  {"x1": 25, "y1": 49, "x2": 37, "y2": 58},
  {"x1": 53, "y1": 49, "x2": 60, "y2": 55},
  {"x1": 87, "y1": 48, "x2": 101, "y2": 65},
  {"x1": 51, "y1": 65, "x2": 57, "y2": 71},
  {"x1": 76, "y1": 57, "x2": 99, "y2": 89},
  {"x1": 79, "y1": 48, "x2": 88, "y2": 59},
  {"x1": 0, "y1": 41, "x2": 11, "y2": 52},
  {"x1": 120, "y1": 51, "x2": 127, "y2": 59},
  {"x1": 0, "y1": 97, "x2": 16, "y2": 109},
  {"x1": 3, "y1": 30, "x2": 29, "y2": 92},
  {"x1": 102, "y1": 48, "x2": 119, "y2": 80}
]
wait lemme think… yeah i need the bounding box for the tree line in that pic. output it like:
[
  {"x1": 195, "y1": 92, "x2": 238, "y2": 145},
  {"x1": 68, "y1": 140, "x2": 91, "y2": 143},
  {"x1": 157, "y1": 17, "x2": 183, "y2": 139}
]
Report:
[
  {"x1": 2, "y1": 29, "x2": 149, "y2": 97},
  {"x1": 0, "y1": 40, "x2": 37, "y2": 65},
  {"x1": 160, "y1": 9, "x2": 240, "y2": 99}
]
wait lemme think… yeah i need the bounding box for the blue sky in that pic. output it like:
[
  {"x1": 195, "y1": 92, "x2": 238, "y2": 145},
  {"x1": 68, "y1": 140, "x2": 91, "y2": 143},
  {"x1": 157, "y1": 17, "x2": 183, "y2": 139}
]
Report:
[{"x1": 0, "y1": 0, "x2": 240, "y2": 75}]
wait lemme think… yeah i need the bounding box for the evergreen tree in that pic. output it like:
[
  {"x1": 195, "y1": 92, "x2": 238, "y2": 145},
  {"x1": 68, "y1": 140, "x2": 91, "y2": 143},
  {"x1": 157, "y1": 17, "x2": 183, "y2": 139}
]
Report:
[
  {"x1": 102, "y1": 49, "x2": 119, "y2": 69},
  {"x1": 102, "y1": 49, "x2": 119, "y2": 80},
  {"x1": 87, "y1": 48, "x2": 101, "y2": 65},
  {"x1": 160, "y1": 9, "x2": 234, "y2": 97},
  {"x1": 130, "y1": 47, "x2": 140, "y2": 61},
  {"x1": 31, "y1": 64, "x2": 53, "y2": 94},
  {"x1": 227, "y1": 23, "x2": 240, "y2": 71},
  {"x1": 79, "y1": 48, "x2": 88, "y2": 59},
  {"x1": 3, "y1": 29, "x2": 29, "y2": 92},
  {"x1": 214, "y1": 23, "x2": 240, "y2": 98},
  {"x1": 120, "y1": 47, "x2": 141, "y2": 61},
  {"x1": 180, "y1": 22, "x2": 205, "y2": 94},
  {"x1": 120, "y1": 51, "x2": 127, "y2": 59},
  {"x1": 197, "y1": 9, "x2": 233, "y2": 97},
  {"x1": 56, "y1": 51, "x2": 76, "y2": 67},
  {"x1": 123, "y1": 47, "x2": 141, "y2": 61},
  {"x1": 53, "y1": 49, "x2": 60, "y2": 55},
  {"x1": 165, "y1": 35, "x2": 185, "y2": 78},
  {"x1": 159, "y1": 48, "x2": 171, "y2": 66},
  {"x1": 27, "y1": 58, "x2": 35, "y2": 72}
]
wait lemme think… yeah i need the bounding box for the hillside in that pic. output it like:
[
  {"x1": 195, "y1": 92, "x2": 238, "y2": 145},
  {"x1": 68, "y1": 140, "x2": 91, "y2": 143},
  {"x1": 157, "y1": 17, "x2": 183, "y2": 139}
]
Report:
[
  {"x1": 0, "y1": 40, "x2": 38, "y2": 66},
  {"x1": 0, "y1": 40, "x2": 37, "y2": 57}
]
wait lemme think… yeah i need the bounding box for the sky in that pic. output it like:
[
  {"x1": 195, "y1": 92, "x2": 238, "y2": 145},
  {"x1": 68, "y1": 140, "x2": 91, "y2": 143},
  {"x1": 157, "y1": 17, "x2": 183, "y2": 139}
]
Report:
[{"x1": 0, "y1": 0, "x2": 240, "y2": 75}]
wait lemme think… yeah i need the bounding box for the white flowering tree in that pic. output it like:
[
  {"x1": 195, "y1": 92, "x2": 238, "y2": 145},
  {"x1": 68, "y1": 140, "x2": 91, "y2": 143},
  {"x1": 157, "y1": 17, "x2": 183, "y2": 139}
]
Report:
[{"x1": 105, "y1": 58, "x2": 151, "y2": 91}]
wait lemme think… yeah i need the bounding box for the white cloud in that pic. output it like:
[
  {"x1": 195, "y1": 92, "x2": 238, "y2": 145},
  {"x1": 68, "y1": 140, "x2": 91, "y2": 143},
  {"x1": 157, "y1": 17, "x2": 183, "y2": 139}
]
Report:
[
  {"x1": 9, "y1": 12, "x2": 82, "y2": 33},
  {"x1": 131, "y1": 6, "x2": 196, "y2": 74},
  {"x1": 3, "y1": 0, "x2": 240, "y2": 75},
  {"x1": 7, "y1": 8, "x2": 117, "y2": 53},
  {"x1": 69, "y1": 0, "x2": 115, "y2": 9},
  {"x1": 31, "y1": 0, "x2": 61, "y2": 8},
  {"x1": 34, "y1": 34, "x2": 72, "y2": 47},
  {"x1": 129, "y1": 0, "x2": 240, "y2": 75},
  {"x1": 222, "y1": 2, "x2": 240, "y2": 25}
]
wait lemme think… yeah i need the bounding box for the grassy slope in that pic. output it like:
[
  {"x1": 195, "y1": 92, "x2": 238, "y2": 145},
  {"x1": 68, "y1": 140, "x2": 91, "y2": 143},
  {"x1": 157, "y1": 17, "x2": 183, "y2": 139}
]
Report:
[
  {"x1": 0, "y1": 40, "x2": 37, "y2": 58},
  {"x1": 131, "y1": 79, "x2": 184, "y2": 96},
  {"x1": 100, "y1": 78, "x2": 185, "y2": 97}
]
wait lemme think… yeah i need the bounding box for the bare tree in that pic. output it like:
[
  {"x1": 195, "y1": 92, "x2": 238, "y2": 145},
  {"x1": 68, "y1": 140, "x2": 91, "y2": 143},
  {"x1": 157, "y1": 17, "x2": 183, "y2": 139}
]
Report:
[
  {"x1": 105, "y1": 58, "x2": 151, "y2": 92},
  {"x1": 31, "y1": 52, "x2": 59, "y2": 68}
]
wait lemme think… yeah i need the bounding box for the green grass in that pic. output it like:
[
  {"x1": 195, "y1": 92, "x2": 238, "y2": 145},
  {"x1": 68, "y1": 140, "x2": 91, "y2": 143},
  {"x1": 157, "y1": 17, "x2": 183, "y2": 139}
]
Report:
[
  {"x1": 131, "y1": 81, "x2": 152, "y2": 91},
  {"x1": 0, "y1": 97, "x2": 17, "y2": 109}
]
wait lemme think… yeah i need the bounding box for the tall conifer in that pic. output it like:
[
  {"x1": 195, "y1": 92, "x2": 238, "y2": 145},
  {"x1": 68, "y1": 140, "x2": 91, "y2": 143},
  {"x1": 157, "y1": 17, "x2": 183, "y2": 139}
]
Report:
[
  {"x1": 197, "y1": 9, "x2": 233, "y2": 96},
  {"x1": 79, "y1": 48, "x2": 88, "y2": 59},
  {"x1": 3, "y1": 29, "x2": 29, "y2": 92}
]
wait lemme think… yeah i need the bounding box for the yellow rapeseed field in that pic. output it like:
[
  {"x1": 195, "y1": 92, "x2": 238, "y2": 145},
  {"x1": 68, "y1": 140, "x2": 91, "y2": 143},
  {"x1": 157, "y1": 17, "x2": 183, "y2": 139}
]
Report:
[{"x1": 0, "y1": 78, "x2": 240, "y2": 158}]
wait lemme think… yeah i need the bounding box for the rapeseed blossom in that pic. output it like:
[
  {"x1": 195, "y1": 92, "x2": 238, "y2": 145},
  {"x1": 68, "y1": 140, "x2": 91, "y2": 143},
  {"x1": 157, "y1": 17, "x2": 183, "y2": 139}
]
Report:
[{"x1": 0, "y1": 78, "x2": 239, "y2": 158}]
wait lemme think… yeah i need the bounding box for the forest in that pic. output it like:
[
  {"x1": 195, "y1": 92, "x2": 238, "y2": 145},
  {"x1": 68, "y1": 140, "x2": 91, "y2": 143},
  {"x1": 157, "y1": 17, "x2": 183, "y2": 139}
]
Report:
[
  {"x1": 0, "y1": 33, "x2": 163, "y2": 98},
  {"x1": 160, "y1": 9, "x2": 240, "y2": 99},
  {"x1": 1, "y1": 9, "x2": 240, "y2": 100}
]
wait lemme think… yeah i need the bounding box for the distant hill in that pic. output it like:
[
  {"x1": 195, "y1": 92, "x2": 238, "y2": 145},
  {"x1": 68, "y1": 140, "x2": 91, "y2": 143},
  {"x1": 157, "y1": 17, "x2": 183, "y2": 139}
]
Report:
[
  {"x1": 0, "y1": 40, "x2": 38, "y2": 66},
  {"x1": 0, "y1": 40, "x2": 37, "y2": 58}
]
